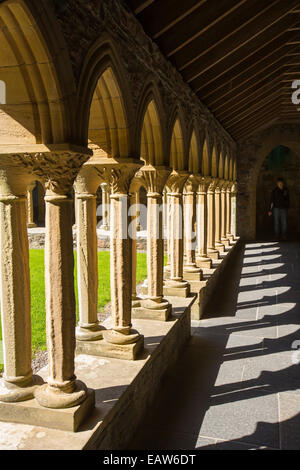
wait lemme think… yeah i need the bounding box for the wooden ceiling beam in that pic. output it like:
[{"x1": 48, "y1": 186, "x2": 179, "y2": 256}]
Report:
[
  {"x1": 228, "y1": 102, "x2": 280, "y2": 133},
  {"x1": 155, "y1": 0, "x2": 248, "y2": 56},
  {"x1": 209, "y1": 62, "x2": 283, "y2": 113},
  {"x1": 222, "y1": 91, "x2": 283, "y2": 128},
  {"x1": 135, "y1": 0, "x2": 207, "y2": 38},
  {"x1": 184, "y1": 9, "x2": 300, "y2": 83},
  {"x1": 216, "y1": 79, "x2": 282, "y2": 122}
]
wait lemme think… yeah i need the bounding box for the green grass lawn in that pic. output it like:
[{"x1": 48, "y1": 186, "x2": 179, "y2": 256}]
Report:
[{"x1": 0, "y1": 249, "x2": 151, "y2": 369}]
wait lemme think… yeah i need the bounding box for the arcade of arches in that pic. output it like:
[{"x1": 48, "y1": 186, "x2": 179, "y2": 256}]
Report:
[{"x1": 0, "y1": 0, "x2": 299, "y2": 450}]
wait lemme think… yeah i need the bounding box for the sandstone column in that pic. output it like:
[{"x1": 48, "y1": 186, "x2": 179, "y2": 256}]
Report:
[
  {"x1": 34, "y1": 152, "x2": 89, "y2": 409},
  {"x1": 74, "y1": 168, "x2": 104, "y2": 342},
  {"x1": 231, "y1": 182, "x2": 237, "y2": 239},
  {"x1": 221, "y1": 182, "x2": 230, "y2": 247},
  {"x1": 0, "y1": 166, "x2": 38, "y2": 403},
  {"x1": 164, "y1": 171, "x2": 190, "y2": 297},
  {"x1": 226, "y1": 182, "x2": 234, "y2": 241},
  {"x1": 132, "y1": 166, "x2": 171, "y2": 320},
  {"x1": 27, "y1": 181, "x2": 37, "y2": 228},
  {"x1": 100, "y1": 182, "x2": 110, "y2": 230},
  {"x1": 195, "y1": 177, "x2": 212, "y2": 268},
  {"x1": 215, "y1": 180, "x2": 225, "y2": 253},
  {"x1": 183, "y1": 176, "x2": 202, "y2": 280},
  {"x1": 207, "y1": 178, "x2": 219, "y2": 260},
  {"x1": 98, "y1": 163, "x2": 143, "y2": 347},
  {"x1": 130, "y1": 192, "x2": 138, "y2": 304}
]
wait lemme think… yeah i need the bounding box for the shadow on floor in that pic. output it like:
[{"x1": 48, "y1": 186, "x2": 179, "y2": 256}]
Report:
[{"x1": 128, "y1": 241, "x2": 300, "y2": 450}]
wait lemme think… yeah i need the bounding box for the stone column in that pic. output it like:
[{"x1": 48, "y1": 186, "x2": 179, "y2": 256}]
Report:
[
  {"x1": 98, "y1": 163, "x2": 143, "y2": 349},
  {"x1": 221, "y1": 182, "x2": 230, "y2": 247},
  {"x1": 207, "y1": 178, "x2": 219, "y2": 260},
  {"x1": 100, "y1": 183, "x2": 110, "y2": 230},
  {"x1": 183, "y1": 176, "x2": 202, "y2": 280},
  {"x1": 27, "y1": 181, "x2": 37, "y2": 228},
  {"x1": 135, "y1": 190, "x2": 141, "y2": 232},
  {"x1": 74, "y1": 168, "x2": 104, "y2": 342},
  {"x1": 195, "y1": 177, "x2": 212, "y2": 268},
  {"x1": 34, "y1": 152, "x2": 89, "y2": 409},
  {"x1": 132, "y1": 166, "x2": 171, "y2": 320},
  {"x1": 130, "y1": 192, "x2": 138, "y2": 304},
  {"x1": 214, "y1": 180, "x2": 225, "y2": 253},
  {"x1": 164, "y1": 171, "x2": 190, "y2": 298},
  {"x1": 231, "y1": 182, "x2": 237, "y2": 239},
  {"x1": 226, "y1": 182, "x2": 234, "y2": 241},
  {"x1": 0, "y1": 165, "x2": 39, "y2": 403}
]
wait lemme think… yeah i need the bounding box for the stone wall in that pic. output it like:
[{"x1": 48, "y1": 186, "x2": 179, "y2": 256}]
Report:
[
  {"x1": 256, "y1": 147, "x2": 300, "y2": 238},
  {"x1": 237, "y1": 123, "x2": 300, "y2": 240}
]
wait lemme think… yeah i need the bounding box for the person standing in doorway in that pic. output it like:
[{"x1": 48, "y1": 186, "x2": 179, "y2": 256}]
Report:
[{"x1": 268, "y1": 177, "x2": 290, "y2": 240}]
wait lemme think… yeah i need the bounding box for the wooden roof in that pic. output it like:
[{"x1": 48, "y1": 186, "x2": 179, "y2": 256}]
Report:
[{"x1": 127, "y1": 0, "x2": 300, "y2": 140}]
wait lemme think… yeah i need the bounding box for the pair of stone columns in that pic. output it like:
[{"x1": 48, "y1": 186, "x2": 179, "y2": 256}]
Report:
[
  {"x1": 0, "y1": 151, "x2": 90, "y2": 410},
  {"x1": 75, "y1": 161, "x2": 143, "y2": 354},
  {"x1": 195, "y1": 177, "x2": 235, "y2": 268}
]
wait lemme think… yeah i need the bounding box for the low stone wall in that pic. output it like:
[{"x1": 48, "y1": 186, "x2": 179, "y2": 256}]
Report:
[
  {"x1": 28, "y1": 228, "x2": 148, "y2": 252},
  {"x1": 190, "y1": 239, "x2": 241, "y2": 320},
  {"x1": 0, "y1": 296, "x2": 195, "y2": 449}
]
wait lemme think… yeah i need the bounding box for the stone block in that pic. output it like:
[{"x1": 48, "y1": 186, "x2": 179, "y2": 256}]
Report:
[
  {"x1": 0, "y1": 389, "x2": 95, "y2": 432},
  {"x1": 132, "y1": 305, "x2": 172, "y2": 321},
  {"x1": 76, "y1": 335, "x2": 144, "y2": 360}
]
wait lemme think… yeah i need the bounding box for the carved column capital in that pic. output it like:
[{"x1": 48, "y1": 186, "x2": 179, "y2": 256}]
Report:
[
  {"x1": 231, "y1": 181, "x2": 238, "y2": 194},
  {"x1": 183, "y1": 175, "x2": 199, "y2": 194},
  {"x1": 166, "y1": 171, "x2": 190, "y2": 195},
  {"x1": 12, "y1": 151, "x2": 90, "y2": 197},
  {"x1": 207, "y1": 177, "x2": 219, "y2": 193},
  {"x1": 196, "y1": 176, "x2": 211, "y2": 194},
  {"x1": 96, "y1": 162, "x2": 141, "y2": 196},
  {"x1": 133, "y1": 165, "x2": 171, "y2": 196}
]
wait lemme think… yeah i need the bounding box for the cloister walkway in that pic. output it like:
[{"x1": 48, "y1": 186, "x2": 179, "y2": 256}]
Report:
[{"x1": 130, "y1": 241, "x2": 300, "y2": 450}]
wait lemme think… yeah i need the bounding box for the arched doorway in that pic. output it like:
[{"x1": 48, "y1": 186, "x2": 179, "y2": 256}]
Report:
[{"x1": 256, "y1": 145, "x2": 300, "y2": 239}]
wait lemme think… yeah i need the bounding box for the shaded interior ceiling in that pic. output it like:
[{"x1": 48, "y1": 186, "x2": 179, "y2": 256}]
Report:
[{"x1": 127, "y1": 0, "x2": 300, "y2": 141}]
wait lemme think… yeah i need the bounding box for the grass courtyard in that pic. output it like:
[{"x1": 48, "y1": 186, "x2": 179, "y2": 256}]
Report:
[{"x1": 0, "y1": 249, "x2": 149, "y2": 369}]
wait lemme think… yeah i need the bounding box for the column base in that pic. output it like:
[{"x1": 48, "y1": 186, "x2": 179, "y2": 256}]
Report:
[
  {"x1": 76, "y1": 334, "x2": 144, "y2": 360},
  {"x1": 196, "y1": 256, "x2": 212, "y2": 269},
  {"x1": 132, "y1": 298, "x2": 172, "y2": 321},
  {"x1": 183, "y1": 265, "x2": 203, "y2": 281},
  {"x1": 35, "y1": 380, "x2": 87, "y2": 409},
  {"x1": 221, "y1": 238, "x2": 230, "y2": 247},
  {"x1": 27, "y1": 223, "x2": 37, "y2": 228},
  {"x1": 215, "y1": 242, "x2": 225, "y2": 253},
  {"x1": 208, "y1": 249, "x2": 220, "y2": 260},
  {"x1": 0, "y1": 375, "x2": 43, "y2": 403},
  {"x1": 163, "y1": 280, "x2": 190, "y2": 298},
  {"x1": 76, "y1": 323, "x2": 105, "y2": 341},
  {"x1": 227, "y1": 234, "x2": 234, "y2": 241},
  {"x1": 0, "y1": 386, "x2": 95, "y2": 432}
]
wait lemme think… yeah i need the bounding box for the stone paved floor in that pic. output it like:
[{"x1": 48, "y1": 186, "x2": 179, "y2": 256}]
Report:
[{"x1": 129, "y1": 241, "x2": 300, "y2": 450}]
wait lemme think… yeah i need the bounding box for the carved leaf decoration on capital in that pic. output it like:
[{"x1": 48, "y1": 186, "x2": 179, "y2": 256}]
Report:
[
  {"x1": 96, "y1": 165, "x2": 140, "y2": 194},
  {"x1": 184, "y1": 175, "x2": 198, "y2": 193},
  {"x1": 13, "y1": 152, "x2": 89, "y2": 195},
  {"x1": 134, "y1": 168, "x2": 170, "y2": 194},
  {"x1": 166, "y1": 172, "x2": 189, "y2": 194}
]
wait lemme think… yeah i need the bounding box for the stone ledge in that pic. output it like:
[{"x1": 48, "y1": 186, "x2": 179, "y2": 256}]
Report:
[
  {"x1": 190, "y1": 239, "x2": 241, "y2": 320},
  {"x1": 0, "y1": 389, "x2": 95, "y2": 432},
  {"x1": 0, "y1": 295, "x2": 195, "y2": 450}
]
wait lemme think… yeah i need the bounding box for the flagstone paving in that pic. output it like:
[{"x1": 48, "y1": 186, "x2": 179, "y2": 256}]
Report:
[{"x1": 129, "y1": 242, "x2": 300, "y2": 450}]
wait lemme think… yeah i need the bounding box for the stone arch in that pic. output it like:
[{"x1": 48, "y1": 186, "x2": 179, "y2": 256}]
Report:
[
  {"x1": 76, "y1": 38, "x2": 134, "y2": 156},
  {"x1": 224, "y1": 154, "x2": 229, "y2": 180},
  {"x1": 168, "y1": 104, "x2": 187, "y2": 170},
  {"x1": 187, "y1": 120, "x2": 201, "y2": 173},
  {"x1": 218, "y1": 149, "x2": 225, "y2": 179},
  {"x1": 211, "y1": 144, "x2": 218, "y2": 177},
  {"x1": 0, "y1": 0, "x2": 75, "y2": 146},
  {"x1": 237, "y1": 124, "x2": 300, "y2": 239},
  {"x1": 169, "y1": 118, "x2": 185, "y2": 171},
  {"x1": 229, "y1": 156, "x2": 233, "y2": 181},
  {"x1": 202, "y1": 138, "x2": 210, "y2": 176}
]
